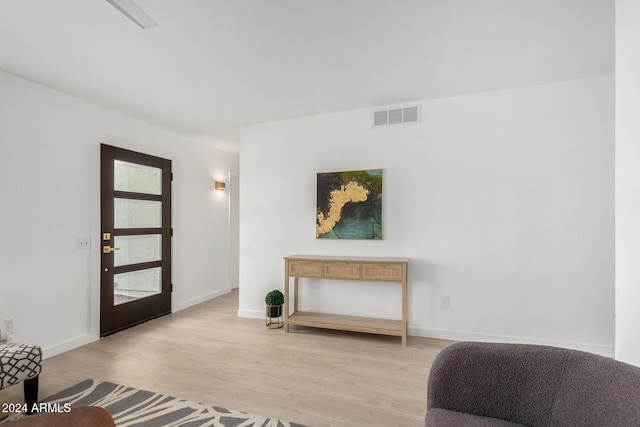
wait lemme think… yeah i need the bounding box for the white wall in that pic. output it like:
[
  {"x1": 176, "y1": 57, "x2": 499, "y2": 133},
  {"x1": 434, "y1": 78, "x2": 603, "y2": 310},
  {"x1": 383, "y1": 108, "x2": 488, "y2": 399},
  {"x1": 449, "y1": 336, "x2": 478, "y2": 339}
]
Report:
[
  {"x1": 0, "y1": 70, "x2": 239, "y2": 357},
  {"x1": 239, "y1": 76, "x2": 615, "y2": 355},
  {"x1": 615, "y1": 0, "x2": 640, "y2": 366}
]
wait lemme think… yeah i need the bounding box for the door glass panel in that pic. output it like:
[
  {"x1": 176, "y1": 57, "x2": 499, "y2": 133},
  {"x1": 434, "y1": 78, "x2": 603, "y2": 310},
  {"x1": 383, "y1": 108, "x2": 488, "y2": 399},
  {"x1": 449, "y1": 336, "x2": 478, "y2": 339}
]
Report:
[
  {"x1": 114, "y1": 235, "x2": 162, "y2": 267},
  {"x1": 114, "y1": 267, "x2": 161, "y2": 306},
  {"x1": 114, "y1": 198, "x2": 162, "y2": 228},
  {"x1": 114, "y1": 160, "x2": 162, "y2": 195}
]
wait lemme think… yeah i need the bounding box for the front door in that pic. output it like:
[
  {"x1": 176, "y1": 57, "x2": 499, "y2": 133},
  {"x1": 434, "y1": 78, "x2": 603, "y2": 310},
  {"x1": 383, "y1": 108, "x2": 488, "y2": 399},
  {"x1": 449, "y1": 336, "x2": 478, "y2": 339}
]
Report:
[{"x1": 100, "y1": 144, "x2": 172, "y2": 337}]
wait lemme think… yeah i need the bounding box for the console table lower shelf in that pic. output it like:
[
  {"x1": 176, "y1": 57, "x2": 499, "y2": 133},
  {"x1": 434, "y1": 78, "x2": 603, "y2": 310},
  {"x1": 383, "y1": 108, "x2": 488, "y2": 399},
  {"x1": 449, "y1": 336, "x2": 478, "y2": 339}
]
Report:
[{"x1": 287, "y1": 311, "x2": 404, "y2": 337}]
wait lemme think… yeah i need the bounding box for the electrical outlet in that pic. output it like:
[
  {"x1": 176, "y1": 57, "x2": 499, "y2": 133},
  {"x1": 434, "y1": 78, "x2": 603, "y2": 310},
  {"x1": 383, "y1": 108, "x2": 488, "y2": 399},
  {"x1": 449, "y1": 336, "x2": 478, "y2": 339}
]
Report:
[
  {"x1": 441, "y1": 296, "x2": 450, "y2": 309},
  {"x1": 76, "y1": 237, "x2": 91, "y2": 250},
  {"x1": 3, "y1": 318, "x2": 14, "y2": 334}
]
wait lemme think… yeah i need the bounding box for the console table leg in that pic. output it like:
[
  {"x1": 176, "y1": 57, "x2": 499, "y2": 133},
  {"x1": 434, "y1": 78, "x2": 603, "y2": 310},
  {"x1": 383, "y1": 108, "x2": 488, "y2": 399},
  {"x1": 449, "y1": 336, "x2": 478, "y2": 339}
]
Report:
[
  {"x1": 294, "y1": 277, "x2": 299, "y2": 313},
  {"x1": 284, "y1": 265, "x2": 290, "y2": 332}
]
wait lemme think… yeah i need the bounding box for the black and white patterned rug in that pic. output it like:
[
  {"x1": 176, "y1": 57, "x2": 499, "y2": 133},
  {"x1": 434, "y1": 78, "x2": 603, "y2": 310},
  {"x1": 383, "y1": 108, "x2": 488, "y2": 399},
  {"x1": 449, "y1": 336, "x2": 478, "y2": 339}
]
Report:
[{"x1": 2, "y1": 379, "x2": 306, "y2": 426}]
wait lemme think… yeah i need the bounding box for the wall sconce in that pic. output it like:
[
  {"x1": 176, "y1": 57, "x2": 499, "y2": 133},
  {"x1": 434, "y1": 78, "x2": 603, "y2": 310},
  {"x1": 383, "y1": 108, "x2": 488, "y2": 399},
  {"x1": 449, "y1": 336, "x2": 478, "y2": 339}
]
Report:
[{"x1": 214, "y1": 180, "x2": 226, "y2": 190}]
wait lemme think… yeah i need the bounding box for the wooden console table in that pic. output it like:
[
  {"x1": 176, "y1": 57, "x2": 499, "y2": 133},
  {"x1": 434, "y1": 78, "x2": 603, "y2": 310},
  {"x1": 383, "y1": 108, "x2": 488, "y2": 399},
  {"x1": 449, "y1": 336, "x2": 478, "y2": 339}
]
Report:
[{"x1": 283, "y1": 255, "x2": 409, "y2": 346}]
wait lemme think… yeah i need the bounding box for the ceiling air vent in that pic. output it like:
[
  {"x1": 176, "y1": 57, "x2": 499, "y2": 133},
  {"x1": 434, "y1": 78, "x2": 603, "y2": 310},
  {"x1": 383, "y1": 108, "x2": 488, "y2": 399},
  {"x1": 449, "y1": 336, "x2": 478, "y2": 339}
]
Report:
[{"x1": 373, "y1": 105, "x2": 421, "y2": 127}]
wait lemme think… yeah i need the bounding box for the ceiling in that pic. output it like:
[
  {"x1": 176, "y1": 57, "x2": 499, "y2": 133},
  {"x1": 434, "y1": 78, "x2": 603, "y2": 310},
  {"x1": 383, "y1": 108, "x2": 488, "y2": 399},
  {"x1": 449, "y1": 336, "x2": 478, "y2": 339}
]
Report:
[{"x1": 0, "y1": 0, "x2": 614, "y2": 152}]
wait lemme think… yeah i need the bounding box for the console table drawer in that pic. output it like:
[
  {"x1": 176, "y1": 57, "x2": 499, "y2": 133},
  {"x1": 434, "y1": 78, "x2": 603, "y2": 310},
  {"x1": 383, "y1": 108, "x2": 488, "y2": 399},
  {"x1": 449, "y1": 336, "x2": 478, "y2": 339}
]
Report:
[
  {"x1": 323, "y1": 262, "x2": 361, "y2": 279},
  {"x1": 288, "y1": 260, "x2": 323, "y2": 277},
  {"x1": 361, "y1": 263, "x2": 403, "y2": 281}
]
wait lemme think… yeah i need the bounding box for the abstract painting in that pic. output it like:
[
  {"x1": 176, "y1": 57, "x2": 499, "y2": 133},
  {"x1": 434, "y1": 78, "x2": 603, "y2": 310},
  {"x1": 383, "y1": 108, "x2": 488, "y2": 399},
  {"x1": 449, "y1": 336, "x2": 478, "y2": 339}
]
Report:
[{"x1": 316, "y1": 169, "x2": 383, "y2": 239}]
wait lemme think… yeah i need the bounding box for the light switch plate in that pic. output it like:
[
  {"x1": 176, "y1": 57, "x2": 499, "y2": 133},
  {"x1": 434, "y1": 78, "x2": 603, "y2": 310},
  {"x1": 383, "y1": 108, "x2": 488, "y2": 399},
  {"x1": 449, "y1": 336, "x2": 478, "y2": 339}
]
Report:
[{"x1": 76, "y1": 237, "x2": 91, "y2": 250}]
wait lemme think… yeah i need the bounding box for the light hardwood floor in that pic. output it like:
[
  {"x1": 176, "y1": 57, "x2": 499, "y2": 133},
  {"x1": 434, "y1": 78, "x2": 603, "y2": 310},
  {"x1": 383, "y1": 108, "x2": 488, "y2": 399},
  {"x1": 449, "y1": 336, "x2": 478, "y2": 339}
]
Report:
[{"x1": 0, "y1": 290, "x2": 454, "y2": 426}]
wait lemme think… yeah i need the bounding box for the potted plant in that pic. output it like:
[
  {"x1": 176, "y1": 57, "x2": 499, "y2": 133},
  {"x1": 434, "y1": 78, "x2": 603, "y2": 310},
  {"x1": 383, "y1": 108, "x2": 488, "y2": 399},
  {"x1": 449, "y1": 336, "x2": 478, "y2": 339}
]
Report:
[{"x1": 265, "y1": 289, "x2": 284, "y2": 328}]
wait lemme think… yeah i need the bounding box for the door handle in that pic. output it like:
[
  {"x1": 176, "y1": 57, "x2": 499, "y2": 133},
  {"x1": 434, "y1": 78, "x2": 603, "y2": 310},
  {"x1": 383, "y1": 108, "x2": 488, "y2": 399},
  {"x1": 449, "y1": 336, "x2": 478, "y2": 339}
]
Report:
[{"x1": 102, "y1": 246, "x2": 121, "y2": 254}]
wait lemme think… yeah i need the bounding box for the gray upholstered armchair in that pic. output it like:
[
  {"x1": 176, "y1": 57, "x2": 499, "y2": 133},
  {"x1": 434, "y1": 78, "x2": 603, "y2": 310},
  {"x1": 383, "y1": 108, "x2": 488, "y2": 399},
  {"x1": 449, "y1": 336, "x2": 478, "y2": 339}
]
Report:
[{"x1": 426, "y1": 342, "x2": 640, "y2": 426}]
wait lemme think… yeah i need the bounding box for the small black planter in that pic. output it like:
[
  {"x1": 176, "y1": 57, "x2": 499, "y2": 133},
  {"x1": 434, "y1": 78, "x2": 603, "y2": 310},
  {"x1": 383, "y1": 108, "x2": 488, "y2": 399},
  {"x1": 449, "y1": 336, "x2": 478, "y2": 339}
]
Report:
[
  {"x1": 266, "y1": 304, "x2": 283, "y2": 328},
  {"x1": 268, "y1": 305, "x2": 282, "y2": 317}
]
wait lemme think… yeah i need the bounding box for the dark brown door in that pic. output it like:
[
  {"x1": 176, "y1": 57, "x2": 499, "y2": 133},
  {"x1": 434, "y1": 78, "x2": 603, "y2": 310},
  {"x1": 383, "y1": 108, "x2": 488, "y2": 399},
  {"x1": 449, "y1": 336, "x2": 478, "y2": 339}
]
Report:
[{"x1": 100, "y1": 144, "x2": 172, "y2": 337}]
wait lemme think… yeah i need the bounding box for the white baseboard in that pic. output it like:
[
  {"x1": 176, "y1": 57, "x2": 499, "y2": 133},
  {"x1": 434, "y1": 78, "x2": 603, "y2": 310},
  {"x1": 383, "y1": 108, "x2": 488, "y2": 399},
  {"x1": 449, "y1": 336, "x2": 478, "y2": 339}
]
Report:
[
  {"x1": 408, "y1": 326, "x2": 614, "y2": 357},
  {"x1": 237, "y1": 309, "x2": 264, "y2": 320},
  {"x1": 42, "y1": 333, "x2": 97, "y2": 360},
  {"x1": 175, "y1": 288, "x2": 231, "y2": 312}
]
